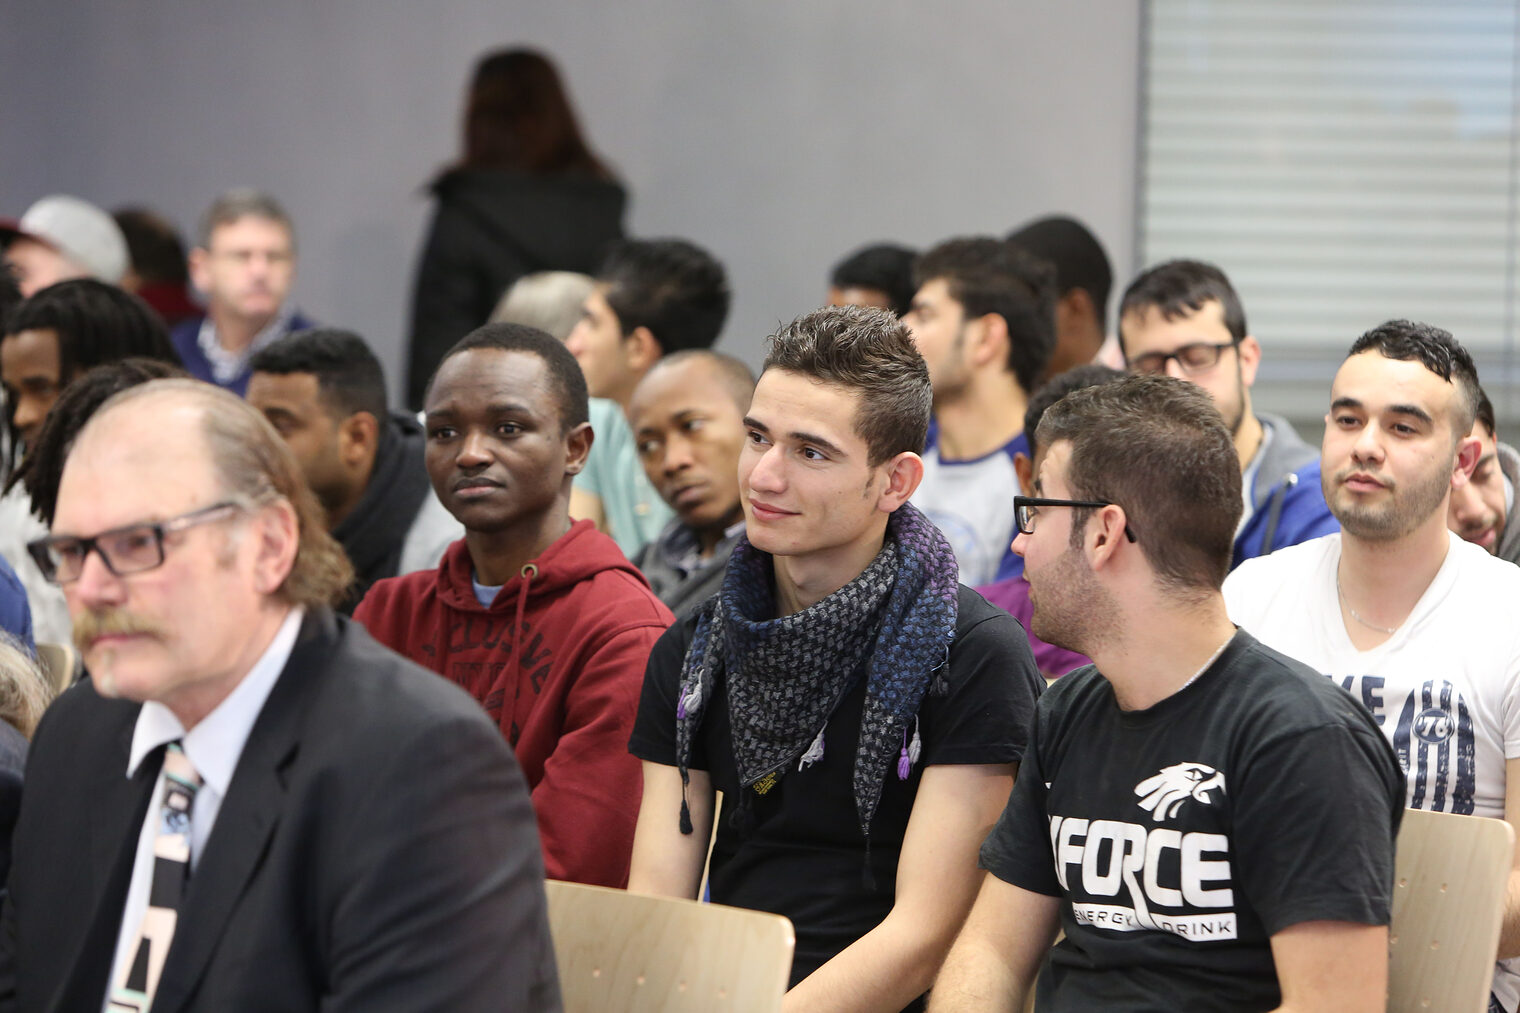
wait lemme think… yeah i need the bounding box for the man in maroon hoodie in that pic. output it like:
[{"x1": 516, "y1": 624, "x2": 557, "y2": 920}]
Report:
[{"x1": 355, "y1": 323, "x2": 673, "y2": 888}]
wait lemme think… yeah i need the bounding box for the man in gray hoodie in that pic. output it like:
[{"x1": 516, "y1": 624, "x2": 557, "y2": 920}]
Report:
[
  {"x1": 1118, "y1": 259, "x2": 1339, "y2": 568},
  {"x1": 1450, "y1": 386, "x2": 1520, "y2": 564}
]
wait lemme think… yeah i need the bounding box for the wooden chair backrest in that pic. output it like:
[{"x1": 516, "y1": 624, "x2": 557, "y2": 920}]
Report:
[
  {"x1": 33, "y1": 641, "x2": 75, "y2": 695},
  {"x1": 545, "y1": 880, "x2": 795, "y2": 1013},
  {"x1": 1387, "y1": 808, "x2": 1514, "y2": 1013}
]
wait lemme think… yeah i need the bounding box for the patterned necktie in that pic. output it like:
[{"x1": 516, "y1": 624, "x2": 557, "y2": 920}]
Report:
[{"x1": 107, "y1": 741, "x2": 202, "y2": 1013}]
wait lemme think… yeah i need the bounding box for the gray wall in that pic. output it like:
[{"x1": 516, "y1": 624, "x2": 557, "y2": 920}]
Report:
[{"x1": 0, "y1": 0, "x2": 1142, "y2": 403}]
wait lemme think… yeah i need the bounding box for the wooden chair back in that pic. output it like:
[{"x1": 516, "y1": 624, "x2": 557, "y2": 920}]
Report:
[
  {"x1": 545, "y1": 880, "x2": 794, "y2": 1013},
  {"x1": 1387, "y1": 808, "x2": 1514, "y2": 1013},
  {"x1": 33, "y1": 641, "x2": 76, "y2": 695}
]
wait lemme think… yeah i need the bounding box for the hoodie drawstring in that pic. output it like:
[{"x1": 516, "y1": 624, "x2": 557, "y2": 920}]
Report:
[{"x1": 506, "y1": 563, "x2": 538, "y2": 741}]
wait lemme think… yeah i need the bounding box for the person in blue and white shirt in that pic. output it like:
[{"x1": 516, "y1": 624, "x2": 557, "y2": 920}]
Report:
[
  {"x1": 903, "y1": 237, "x2": 1057, "y2": 585},
  {"x1": 1226, "y1": 319, "x2": 1520, "y2": 1013}
]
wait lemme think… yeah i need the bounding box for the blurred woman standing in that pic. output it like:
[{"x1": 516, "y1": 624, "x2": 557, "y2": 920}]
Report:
[{"x1": 406, "y1": 48, "x2": 626, "y2": 408}]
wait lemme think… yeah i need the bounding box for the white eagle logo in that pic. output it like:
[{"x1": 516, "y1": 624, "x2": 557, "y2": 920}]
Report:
[{"x1": 1134, "y1": 762, "x2": 1225, "y2": 821}]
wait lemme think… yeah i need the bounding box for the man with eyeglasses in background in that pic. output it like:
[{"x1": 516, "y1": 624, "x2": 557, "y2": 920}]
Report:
[{"x1": 1119, "y1": 259, "x2": 1336, "y2": 568}]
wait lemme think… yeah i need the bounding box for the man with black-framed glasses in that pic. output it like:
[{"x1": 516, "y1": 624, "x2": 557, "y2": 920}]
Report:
[
  {"x1": 1, "y1": 379, "x2": 561, "y2": 1011},
  {"x1": 933, "y1": 375, "x2": 1402, "y2": 1013},
  {"x1": 1119, "y1": 259, "x2": 1336, "y2": 568}
]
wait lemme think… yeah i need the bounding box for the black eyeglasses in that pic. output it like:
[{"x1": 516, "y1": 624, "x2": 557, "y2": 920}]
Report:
[
  {"x1": 1127, "y1": 338, "x2": 1240, "y2": 377},
  {"x1": 27, "y1": 501, "x2": 247, "y2": 585},
  {"x1": 1013, "y1": 496, "x2": 1137, "y2": 542}
]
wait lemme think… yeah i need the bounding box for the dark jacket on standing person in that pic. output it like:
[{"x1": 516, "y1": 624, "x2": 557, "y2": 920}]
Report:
[{"x1": 406, "y1": 168, "x2": 626, "y2": 408}]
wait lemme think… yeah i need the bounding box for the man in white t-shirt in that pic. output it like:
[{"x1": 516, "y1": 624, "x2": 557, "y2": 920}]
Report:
[
  {"x1": 1225, "y1": 319, "x2": 1520, "y2": 1013},
  {"x1": 564, "y1": 238, "x2": 729, "y2": 558},
  {"x1": 902, "y1": 237, "x2": 1057, "y2": 584}
]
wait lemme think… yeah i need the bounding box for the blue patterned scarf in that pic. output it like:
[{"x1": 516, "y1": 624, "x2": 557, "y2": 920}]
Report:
[{"x1": 674, "y1": 502, "x2": 960, "y2": 847}]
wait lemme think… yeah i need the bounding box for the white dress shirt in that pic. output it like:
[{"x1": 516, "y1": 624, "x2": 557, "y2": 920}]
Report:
[{"x1": 103, "y1": 606, "x2": 304, "y2": 1010}]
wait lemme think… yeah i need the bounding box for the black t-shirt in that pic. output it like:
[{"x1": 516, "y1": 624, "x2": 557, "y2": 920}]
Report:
[
  {"x1": 981, "y1": 630, "x2": 1404, "y2": 1013},
  {"x1": 630, "y1": 584, "x2": 1042, "y2": 1000}
]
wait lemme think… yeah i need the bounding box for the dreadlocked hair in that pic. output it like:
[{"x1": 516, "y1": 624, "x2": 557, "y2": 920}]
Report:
[
  {"x1": 8, "y1": 358, "x2": 189, "y2": 524},
  {"x1": 2, "y1": 279, "x2": 179, "y2": 478}
]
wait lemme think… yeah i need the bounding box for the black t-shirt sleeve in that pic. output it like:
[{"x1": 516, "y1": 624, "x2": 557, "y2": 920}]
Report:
[
  {"x1": 977, "y1": 721, "x2": 1063, "y2": 897},
  {"x1": 1229, "y1": 722, "x2": 1402, "y2": 934},
  {"x1": 628, "y1": 618, "x2": 696, "y2": 767},
  {"x1": 920, "y1": 590, "x2": 1043, "y2": 767}
]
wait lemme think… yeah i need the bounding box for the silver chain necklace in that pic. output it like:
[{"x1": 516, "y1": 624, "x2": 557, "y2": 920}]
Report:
[
  {"x1": 1176, "y1": 635, "x2": 1233, "y2": 694},
  {"x1": 1336, "y1": 574, "x2": 1398, "y2": 635}
]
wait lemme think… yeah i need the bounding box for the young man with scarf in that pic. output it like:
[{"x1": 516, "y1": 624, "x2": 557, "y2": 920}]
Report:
[
  {"x1": 247, "y1": 329, "x2": 459, "y2": 612},
  {"x1": 627, "y1": 305, "x2": 1043, "y2": 1013}
]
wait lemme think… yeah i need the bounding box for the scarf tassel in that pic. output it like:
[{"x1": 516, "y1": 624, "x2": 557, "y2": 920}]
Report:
[
  {"x1": 798, "y1": 728, "x2": 826, "y2": 771},
  {"x1": 931, "y1": 645, "x2": 952, "y2": 696},
  {"x1": 896, "y1": 717, "x2": 922, "y2": 780}
]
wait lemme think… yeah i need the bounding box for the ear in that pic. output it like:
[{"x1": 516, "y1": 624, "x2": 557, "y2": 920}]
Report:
[
  {"x1": 564, "y1": 421, "x2": 594, "y2": 477},
  {"x1": 1453, "y1": 431, "x2": 1482, "y2": 484},
  {"x1": 874, "y1": 451, "x2": 925, "y2": 512},
  {"x1": 969, "y1": 312, "x2": 1007, "y2": 369},
  {"x1": 187, "y1": 247, "x2": 211, "y2": 296},
  {"x1": 251, "y1": 497, "x2": 301, "y2": 595},
  {"x1": 1013, "y1": 451, "x2": 1034, "y2": 492},
  {"x1": 1060, "y1": 287, "x2": 1095, "y2": 328},
  {"x1": 338, "y1": 411, "x2": 380, "y2": 470},
  {"x1": 624, "y1": 327, "x2": 663, "y2": 374},
  {"x1": 1236, "y1": 335, "x2": 1262, "y2": 388},
  {"x1": 1084, "y1": 503, "x2": 1131, "y2": 572}
]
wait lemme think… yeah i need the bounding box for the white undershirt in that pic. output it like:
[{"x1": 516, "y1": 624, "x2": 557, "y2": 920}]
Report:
[{"x1": 102, "y1": 606, "x2": 303, "y2": 1011}]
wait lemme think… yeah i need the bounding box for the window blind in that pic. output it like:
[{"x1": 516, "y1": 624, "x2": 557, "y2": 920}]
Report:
[{"x1": 1141, "y1": 0, "x2": 1520, "y2": 423}]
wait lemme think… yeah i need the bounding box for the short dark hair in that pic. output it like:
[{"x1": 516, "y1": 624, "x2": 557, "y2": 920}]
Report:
[
  {"x1": 1348, "y1": 319, "x2": 1481, "y2": 436},
  {"x1": 12, "y1": 358, "x2": 189, "y2": 525},
  {"x1": 1023, "y1": 364, "x2": 1127, "y2": 457},
  {"x1": 1476, "y1": 386, "x2": 1497, "y2": 440},
  {"x1": 912, "y1": 237, "x2": 1057, "y2": 395},
  {"x1": 198, "y1": 189, "x2": 294, "y2": 250},
  {"x1": 1007, "y1": 216, "x2": 1113, "y2": 334},
  {"x1": 250, "y1": 329, "x2": 389, "y2": 423},
  {"x1": 430, "y1": 322, "x2": 589, "y2": 431},
  {"x1": 763, "y1": 305, "x2": 931, "y2": 468},
  {"x1": 1118, "y1": 260, "x2": 1248, "y2": 355},
  {"x1": 1037, "y1": 375, "x2": 1241, "y2": 595},
  {"x1": 3, "y1": 279, "x2": 180, "y2": 475},
  {"x1": 112, "y1": 208, "x2": 189, "y2": 286},
  {"x1": 650, "y1": 349, "x2": 755, "y2": 412},
  {"x1": 598, "y1": 239, "x2": 730, "y2": 354},
  {"x1": 829, "y1": 243, "x2": 918, "y2": 317}
]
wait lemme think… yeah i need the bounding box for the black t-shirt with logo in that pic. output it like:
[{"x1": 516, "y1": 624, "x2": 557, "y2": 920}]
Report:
[
  {"x1": 631, "y1": 585, "x2": 1041, "y2": 1006},
  {"x1": 981, "y1": 630, "x2": 1404, "y2": 1013}
]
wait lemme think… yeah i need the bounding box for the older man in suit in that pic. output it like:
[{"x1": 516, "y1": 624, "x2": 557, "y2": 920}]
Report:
[{"x1": 1, "y1": 379, "x2": 559, "y2": 1011}]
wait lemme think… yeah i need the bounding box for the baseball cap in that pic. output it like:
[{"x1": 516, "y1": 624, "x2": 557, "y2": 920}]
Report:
[{"x1": 0, "y1": 195, "x2": 129, "y2": 284}]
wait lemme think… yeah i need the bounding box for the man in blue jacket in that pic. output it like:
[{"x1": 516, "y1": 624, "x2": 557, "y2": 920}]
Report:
[
  {"x1": 1118, "y1": 259, "x2": 1336, "y2": 568},
  {"x1": 171, "y1": 190, "x2": 313, "y2": 396}
]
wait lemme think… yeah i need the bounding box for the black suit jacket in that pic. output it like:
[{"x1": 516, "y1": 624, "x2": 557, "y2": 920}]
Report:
[{"x1": 0, "y1": 609, "x2": 561, "y2": 1011}]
